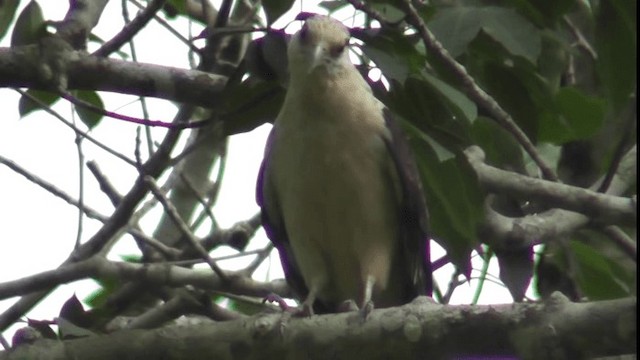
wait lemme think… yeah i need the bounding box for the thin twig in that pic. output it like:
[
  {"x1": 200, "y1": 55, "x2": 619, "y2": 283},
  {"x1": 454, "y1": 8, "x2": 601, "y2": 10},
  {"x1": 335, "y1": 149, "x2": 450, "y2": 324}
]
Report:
[
  {"x1": 441, "y1": 270, "x2": 465, "y2": 304},
  {"x1": 471, "y1": 246, "x2": 492, "y2": 305},
  {"x1": 167, "y1": 248, "x2": 268, "y2": 267},
  {"x1": 179, "y1": 171, "x2": 219, "y2": 231},
  {"x1": 0, "y1": 256, "x2": 290, "y2": 300},
  {"x1": 0, "y1": 154, "x2": 180, "y2": 258},
  {"x1": 144, "y1": 176, "x2": 227, "y2": 281},
  {"x1": 72, "y1": 109, "x2": 86, "y2": 249},
  {"x1": 93, "y1": 0, "x2": 168, "y2": 57},
  {"x1": 563, "y1": 16, "x2": 597, "y2": 60},
  {"x1": 243, "y1": 244, "x2": 275, "y2": 276},
  {"x1": 121, "y1": 0, "x2": 156, "y2": 156},
  {"x1": 188, "y1": 139, "x2": 227, "y2": 232},
  {"x1": 597, "y1": 100, "x2": 636, "y2": 193},
  {"x1": 14, "y1": 89, "x2": 136, "y2": 166},
  {"x1": 599, "y1": 225, "x2": 637, "y2": 262},
  {"x1": 127, "y1": 0, "x2": 200, "y2": 53},
  {"x1": 59, "y1": 90, "x2": 211, "y2": 129},
  {"x1": 86, "y1": 160, "x2": 123, "y2": 206},
  {"x1": 344, "y1": 0, "x2": 397, "y2": 26},
  {"x1": 0, "y1": 155, "x2": 107, "y2": 223}
]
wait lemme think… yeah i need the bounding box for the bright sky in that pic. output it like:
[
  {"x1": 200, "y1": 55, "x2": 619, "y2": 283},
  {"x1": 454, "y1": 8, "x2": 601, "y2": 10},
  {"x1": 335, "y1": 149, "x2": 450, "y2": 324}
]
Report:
[{"x1": 0, "y1": 0, "x2": 526, "y2": 342}]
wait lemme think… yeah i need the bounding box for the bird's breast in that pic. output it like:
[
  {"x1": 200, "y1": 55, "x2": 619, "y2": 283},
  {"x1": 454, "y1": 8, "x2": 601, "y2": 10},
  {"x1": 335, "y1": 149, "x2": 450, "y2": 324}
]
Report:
[{"x1": 270, "y1": 100, "x2": 402, "y2": 306}]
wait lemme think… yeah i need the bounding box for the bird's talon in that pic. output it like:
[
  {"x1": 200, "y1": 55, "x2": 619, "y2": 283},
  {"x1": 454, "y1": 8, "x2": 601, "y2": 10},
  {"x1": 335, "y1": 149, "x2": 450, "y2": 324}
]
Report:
[
  {"x1": 361, "y1": 300, "x2": 374, "y2": 319},
  {"x1": 263, "y1": 293, "x2": 291, "y2": 312},
  {"x1": 337, "y1": 300, "x2": 359, "y2": 313}
]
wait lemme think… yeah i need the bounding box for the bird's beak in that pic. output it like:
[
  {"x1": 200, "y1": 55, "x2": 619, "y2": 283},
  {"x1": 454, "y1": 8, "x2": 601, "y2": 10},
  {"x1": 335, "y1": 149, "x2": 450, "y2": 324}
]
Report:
[{"x1": 308, "y1": 44, "x2": 325, "y2": 73}]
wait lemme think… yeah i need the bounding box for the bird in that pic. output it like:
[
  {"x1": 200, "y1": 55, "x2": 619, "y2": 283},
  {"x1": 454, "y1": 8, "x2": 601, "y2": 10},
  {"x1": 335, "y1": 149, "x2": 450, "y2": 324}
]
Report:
[{"x1": 256, "y1": 15, "x2": 432, "y2": 315}]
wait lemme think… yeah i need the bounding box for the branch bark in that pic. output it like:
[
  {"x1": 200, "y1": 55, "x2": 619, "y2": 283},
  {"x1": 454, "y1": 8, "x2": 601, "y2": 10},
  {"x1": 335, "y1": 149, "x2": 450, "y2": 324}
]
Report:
[
  {"x1": 1, "y1": 295, "x2": 635, "y2": 360},
  {"x1": 465, "y1": 146, "x2": 637, "y2": 226},
  {"x1": 0, "y1": 47, "x2": 227, "y2": 107}
]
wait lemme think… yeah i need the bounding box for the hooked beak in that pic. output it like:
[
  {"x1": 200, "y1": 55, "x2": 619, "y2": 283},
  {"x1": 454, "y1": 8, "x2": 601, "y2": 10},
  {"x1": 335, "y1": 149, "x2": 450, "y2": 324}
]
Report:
[{"x1": 307, "y1": 44, "x2": 325, "y2": 73}]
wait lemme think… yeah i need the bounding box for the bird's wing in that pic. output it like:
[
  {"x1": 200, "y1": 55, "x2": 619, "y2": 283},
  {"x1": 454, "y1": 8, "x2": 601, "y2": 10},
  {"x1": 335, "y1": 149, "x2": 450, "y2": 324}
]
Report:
[
  {"x1": 381, "y1": 108, "x2": 433, "y2": 297},
  {"x1": 256, "y1": 127, "x2": 320, "y2": 308}
]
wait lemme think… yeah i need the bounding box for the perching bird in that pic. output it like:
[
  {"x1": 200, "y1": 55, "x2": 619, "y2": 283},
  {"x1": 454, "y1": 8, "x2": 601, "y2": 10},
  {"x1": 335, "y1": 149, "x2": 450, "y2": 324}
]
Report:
[{"x1": 257, "y1": 15, "x2": 432, "y2": 315}]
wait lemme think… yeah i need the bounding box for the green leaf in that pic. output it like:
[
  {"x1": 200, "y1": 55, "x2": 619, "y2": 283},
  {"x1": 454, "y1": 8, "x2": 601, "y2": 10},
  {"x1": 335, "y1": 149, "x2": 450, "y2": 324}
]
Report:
[
  {"x1": 18, "y1": 89, "x2": 60, "y2": 117},
  {"x1": 25, "y1": 319, "x2": 57, "y2": 340},
  {"x1": 412, "y1": 139, "x2": 484, "y2": 275},
  {"x1": 83, "y1": 279, "x2": 118, "y2": 309},
  {"x1": 369, "y1": 3, "x2": 405, "y2": 23},
  {"x1": 263, "y1": 0, "x2": 295, "y2": 26},
  {"x1": 570, "y1": 240, "x2": 631, "y2": 300},
  {"x1": 58, "y1": 294, "x2": 94, "y2": 334},
  {"x1": 495, "y1": 247, "x2": 534, "y2": 302},
  {"x1": 594, "y1": 0, "x2": 636, "y2": 110},
  {"x1": 537, "y1": 31, "x2": 569, "y2": 91},
  {"x1": 515, "y1": 0, "x2": 575, "y2": 27},
  {"x1": 227, "y1": 297, "x2": 269, "y2": 315},
  {"x1": 73, "y1": 90, "x2": 104, "y2": 129},
  {"x1": 470, "y1": 116, "x2": 525, "y2": 171},
  {"x1": 402, "y1": 119, "x2": 454, "y2": 162},
  {"x1": 10, "y1": 0, "x2": 45, "y2": 47},
  {"x1": 0, "y1": 0, "x2": 19, "y2": 40},
  {"x1": 428, "y1": 6, "x2": 482, "y2": 58},
  {"x1": 429, "y1": 6, "x2": 541, "y2": 64},
  {"x1": 220, "y1": 79, "x2": 285, "y2": 135},
  {"x1": 246, "y1": 31, "x2": 289, "y2": 83},
  {"x1": 119, "y1": 254, "x2": 142, "y2": 263},
  {"x1": 57, "y1": 318, "x2": 96, "y2": 339},
  {"x1": 386, "y1": 76, "x2": 472, "y2": 151},
  {"x1": 318, "y1": 1, "x2": 347, "y2": 12},
  {"x1": 538, "y1": 87, "x2": 605, "y2": 144},
  {"x1": 165, "y1": 0, "x2": 187, "y2": 17},
  {"x1": 466, "y1": 55, "x2": 556, "y2": 144},
  {"x1": 421, "y1": 72, "x2": 477, "y2": 124},
  {"x1": 358, "y1": 28, "x2": 424, "y2": 83}
]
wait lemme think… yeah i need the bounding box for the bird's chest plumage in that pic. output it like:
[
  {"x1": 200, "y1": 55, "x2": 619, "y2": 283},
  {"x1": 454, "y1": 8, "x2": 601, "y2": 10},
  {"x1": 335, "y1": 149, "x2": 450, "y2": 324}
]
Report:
[{"x1": 269, "y1": 93, "x2": 401, "y2": 306}]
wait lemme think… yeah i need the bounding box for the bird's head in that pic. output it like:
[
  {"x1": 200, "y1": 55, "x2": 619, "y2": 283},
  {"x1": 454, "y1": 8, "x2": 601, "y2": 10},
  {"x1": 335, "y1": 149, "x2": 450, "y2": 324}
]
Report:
[{"x1": 287, "y1": 16, "x2": 352, "y2": 78}]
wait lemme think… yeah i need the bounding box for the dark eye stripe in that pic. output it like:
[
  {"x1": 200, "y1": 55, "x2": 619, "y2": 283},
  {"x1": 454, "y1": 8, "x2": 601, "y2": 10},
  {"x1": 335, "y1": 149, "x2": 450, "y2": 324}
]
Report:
[{"x1": 330, "y1": 41, "x2": 348, "y2": 57}]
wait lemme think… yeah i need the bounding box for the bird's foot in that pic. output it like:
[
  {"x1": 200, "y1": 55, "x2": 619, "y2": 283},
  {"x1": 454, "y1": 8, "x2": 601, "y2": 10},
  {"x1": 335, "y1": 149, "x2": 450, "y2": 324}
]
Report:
[
  {"x1": 338, "y1": 299, "x2": 374, "y2": 324},
  {"x1": 359, "y1": 300, "x2": 374, "y2": 320},
  {"x1": 260, "y1": 294, "x2": 296, "y2": 336},
  {"x1": 295, "y1": 300, "x2": 315, "y2": 317},
  {"x1": 263, "y1": 293, "x2": 293, "y2": 312},
  {"x1": 337, "y1": 300, "x2": 359, "y2": 313},
  {"x1": 263, "y1": 293, "x2": 316, "y2": 317}
]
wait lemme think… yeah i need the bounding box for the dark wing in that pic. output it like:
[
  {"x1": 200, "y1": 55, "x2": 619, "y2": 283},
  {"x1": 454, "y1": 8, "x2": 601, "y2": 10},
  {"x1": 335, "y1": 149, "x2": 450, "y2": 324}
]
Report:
[
  {"x1": 256, "y1": 128, "x2": 319, "y2": 308},
  {"x1": 382, "y1": 108, "x2": 433, "y2": 297}
]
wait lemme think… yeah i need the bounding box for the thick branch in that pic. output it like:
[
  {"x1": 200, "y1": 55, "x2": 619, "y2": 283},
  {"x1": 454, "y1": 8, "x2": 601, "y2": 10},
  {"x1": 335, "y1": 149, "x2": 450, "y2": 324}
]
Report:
[
  {"x1": 1, "y1": 295, "x2": 635, "y2": 359},
  {"x1": 470, "y1": 145, "x2": 637, "y2": 257},
  {"x1": 465, "y1": 146, "x2": 636, "y2": 225},
  {"x1": 0, "y1": 47, "x2": 226, "y2": 107}
]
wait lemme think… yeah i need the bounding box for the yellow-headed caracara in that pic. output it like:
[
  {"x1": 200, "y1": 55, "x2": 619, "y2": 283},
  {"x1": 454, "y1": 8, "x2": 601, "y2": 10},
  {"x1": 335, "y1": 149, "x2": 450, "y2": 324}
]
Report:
[{"x1": 257, "y1": 15, "x2": 432, "y2": 315}]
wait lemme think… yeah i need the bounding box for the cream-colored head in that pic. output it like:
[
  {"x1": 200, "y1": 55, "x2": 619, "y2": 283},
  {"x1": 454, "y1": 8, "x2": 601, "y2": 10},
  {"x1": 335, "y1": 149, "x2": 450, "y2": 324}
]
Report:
[{"x1": 287, "y1": 16, "x2": 352, "y2": 78}]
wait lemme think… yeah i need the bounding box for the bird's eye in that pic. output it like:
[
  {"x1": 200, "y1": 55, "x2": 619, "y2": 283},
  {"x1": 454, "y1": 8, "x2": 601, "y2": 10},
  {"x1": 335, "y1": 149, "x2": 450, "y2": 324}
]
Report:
[{"x1": 330, "y1": 42, "x2": 347, "y2": 57}]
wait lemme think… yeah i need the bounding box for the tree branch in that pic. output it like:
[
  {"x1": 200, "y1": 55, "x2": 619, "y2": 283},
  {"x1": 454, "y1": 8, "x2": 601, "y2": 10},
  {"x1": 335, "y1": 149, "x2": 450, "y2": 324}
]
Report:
[
  {"x1": 0, "y1": 256, "x2": 290, "y2": 301},
  {"x1": 2, "y1": 295, "x2": 635, "y2": 359},
  {"x1": 471, "y1": 145, "x2": 637, "y2": 259},
  {"x1": 93, "y1": 0, "x2": 168, "y2": 57},
  {"x1": 0, "y1": 47, "x2": 227, "y2": 107},
  {"x1": 465, "y1": 146, "x2": 636, "y2": 225}
]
